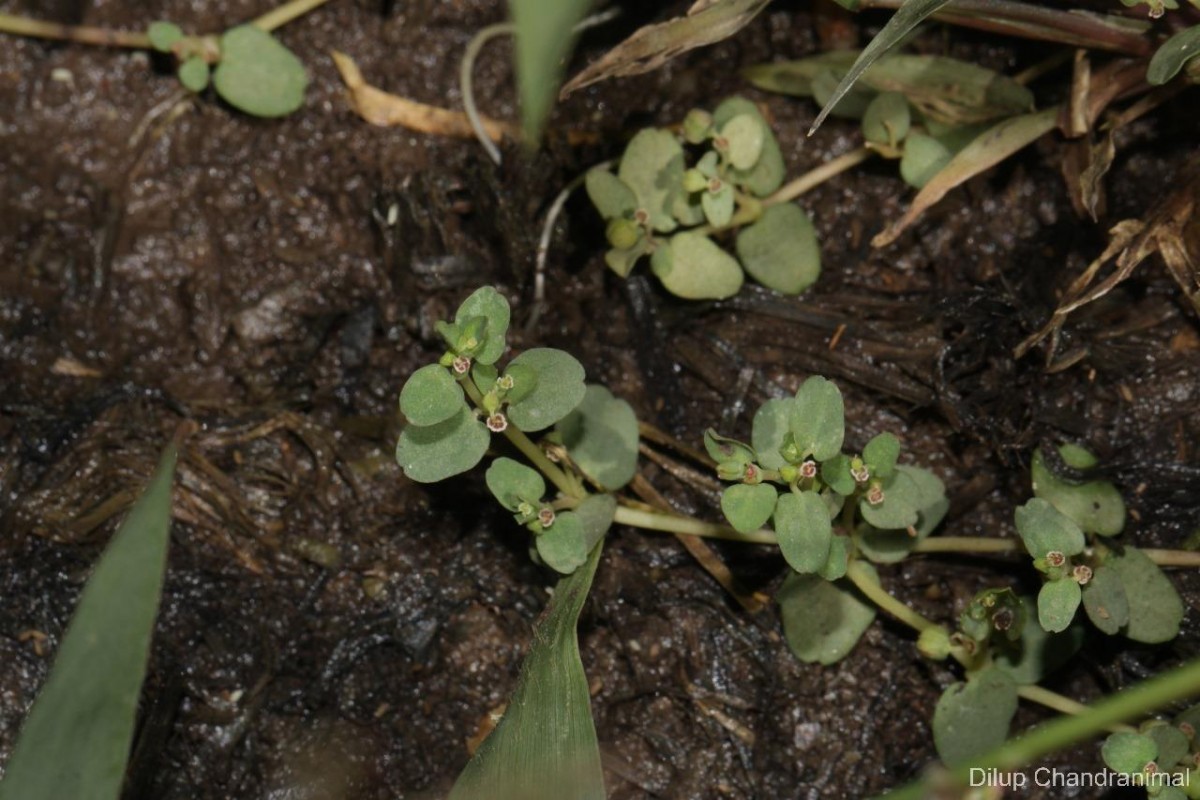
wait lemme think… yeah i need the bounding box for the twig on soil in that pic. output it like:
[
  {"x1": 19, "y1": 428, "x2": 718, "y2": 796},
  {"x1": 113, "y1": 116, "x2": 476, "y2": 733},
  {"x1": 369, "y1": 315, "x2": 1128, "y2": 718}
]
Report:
[
  {"x1": 252, "y1": 0, "x2": 334, "y2": 33},
  {"x1": 764, "y1": 146, "x2": 875, "y2": 206},
  {"x1": 0, "y1": 13, "x2": 152, "y2": 48}
]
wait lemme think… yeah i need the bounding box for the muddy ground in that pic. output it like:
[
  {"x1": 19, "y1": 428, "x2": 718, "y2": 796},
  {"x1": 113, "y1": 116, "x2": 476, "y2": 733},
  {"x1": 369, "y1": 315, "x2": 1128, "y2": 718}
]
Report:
[{"x1": 1, "y1": 1, "x2": 1198, "y2": 798}]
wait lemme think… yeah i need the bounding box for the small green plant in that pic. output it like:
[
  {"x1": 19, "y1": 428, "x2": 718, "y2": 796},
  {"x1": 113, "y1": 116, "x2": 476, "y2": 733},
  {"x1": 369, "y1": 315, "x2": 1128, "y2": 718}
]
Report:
[
  {"x1": 0, "y1": 0, "x2": 323, "y2": 118},
  {"x1": 394, "y1": 286, "x2": 1200, "y2": 798},
  {"x1": 585, "y1": 97, "x2": 821, "y2": 300}
]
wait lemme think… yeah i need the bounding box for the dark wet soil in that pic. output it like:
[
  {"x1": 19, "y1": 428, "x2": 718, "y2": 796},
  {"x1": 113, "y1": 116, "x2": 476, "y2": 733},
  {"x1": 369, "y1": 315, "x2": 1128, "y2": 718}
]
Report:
[{"x1": 2, "y1": 1, "x2": 1198, "y2": 798}]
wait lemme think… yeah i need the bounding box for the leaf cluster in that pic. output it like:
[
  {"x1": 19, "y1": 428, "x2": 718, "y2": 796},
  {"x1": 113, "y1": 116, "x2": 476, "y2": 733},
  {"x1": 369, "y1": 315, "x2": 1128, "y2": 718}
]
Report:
[{"x1": 586, "y1": 97, "x2": 820, "y2": 299}]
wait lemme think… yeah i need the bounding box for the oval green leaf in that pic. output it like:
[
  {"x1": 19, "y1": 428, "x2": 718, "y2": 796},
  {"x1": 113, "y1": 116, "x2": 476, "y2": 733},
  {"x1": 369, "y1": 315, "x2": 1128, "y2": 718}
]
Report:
[
  {"x1": 777, "y1": 569, "x2": 876, "y2": 665},
  {"x1": 789, "y1": 375, "x2": 845, "y2": 461},
  {"x1": 506, "y1": 348, "x2": 587, "y2": 432},
  {"x1": 735, "y1": 203, "x2": 821, "y2": 295},
  {"x1": 178, "y1": 56, "x2": 210, "y2": 93},
  {"x1": 859, "y1": 470, "x2": 919, "y2": 530},
  {"x1": 212, "y1": 25, "x2": 308, "y2": 118},
  {"x1": 399, "y1": 364, "x2": 465, "y2": 427},
  {"x1": 719, "y1": 113, "x2": 765, "y2": 170},
  {"x1": 775, "y1": 490, "x2": 833, "y2": 574},
  {"x1": 1148, "y1": 24, "x2": 1200, "y2": 85},
  {"x1": 557, "y1": 385, "x2": 639, "y2": 491},
  {"x1": 821, "y1": 454, "x2": 856, "y2": 496},
  {"x1": 618, "y1": 129, "x2": 684, "y2": 233},
  {"x1": 818, "y1": 534, "x2": 850, "y2": 581},
  {"x1": 900, "y1": 132, "x2": 952, "y2": 189},
  {"x1": 486, "y1": 457, "x2": 546, "y2": 512},
  {"x1": 721, "y1": 483, "x2": 778, "y2": 533},
  {"x1": 1102, "y1": 731, "x2": 1158, "y2": 775},
  {"x1": 1104, "y1": 546, "x2": 1184, "y2": 644},
  {"x1": 574, "y1": 494, "x2": 617, "y2": 553},
  {"x1": 1037, "y1": 577, "x2": 1082, "y2": 634},
  {"x1": 653, "y1": 232, "x2": 744, "y2": 300},
  {"x1": 147, "y1": 20, "x2": 184, "y2": 53},
  {"x1": 1148, "y1": 723, "x2": 1190, "y2": 769},
  {"x1": 1031, "y1": 446, "x2": 1125, "y2": 537},
  {"x1": 396, "y1": 406, "x2": 491, "y2": 483},
  {"x1": 701, "y1": 182, "x2": 735, "y2": 228},
  {"x1": 585, "y1": 169, "x2": 637, "y2": 220},
  {"x1": 713, "y1": 97, "x2": 785, "y2": 196},
  {"x1": 1081, "y1": 565, "x2": 1130, "y2": 635},
  {"x1": 863, "y1": 431, "x2": 900, "y2": 479},
  {"x1": 537, "y1": 512, "x2": 588, "y2": 574},
  {"x1": 455, "y1": 286, "x2": 511, "y2": 365},
  {"x1": 933, "y1": 667, "x2": 1018, "y2": 766},
  {"x1": 1014, "y1": 498, "x2": 1086, "y2": 560}
]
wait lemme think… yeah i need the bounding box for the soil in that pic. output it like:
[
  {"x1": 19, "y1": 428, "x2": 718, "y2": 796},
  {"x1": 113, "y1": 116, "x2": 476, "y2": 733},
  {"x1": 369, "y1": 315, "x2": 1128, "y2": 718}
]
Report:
[{"x1": 1, "y1": 1, "x2": 1198, "y2": 798}]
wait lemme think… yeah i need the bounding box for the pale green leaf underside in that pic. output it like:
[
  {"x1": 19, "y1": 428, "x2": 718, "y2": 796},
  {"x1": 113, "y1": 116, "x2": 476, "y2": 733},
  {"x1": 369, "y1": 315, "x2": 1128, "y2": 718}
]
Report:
[
  {"x1": 789, "y1": 375, "x2": 844, "y2": 461},
  {"x1": 400, "y1": 364, "x2": 465, "y2": 427},
  {"x1": 775, "y1": 490, "x2": 832, "y2": 574},
  {"x1": 558, "y1": 385, "x2": 639, "y2": 491},
  {"x1": 933, "y1": 667, "x2": 1018, "y2": 766},
  {"x1": 396, "y1": 407, "x2": 491, "y2": 483},
  {"x1": 213, "y1": 25, "x2": 308, "y2": 118},
  {"x1": 777, "y1": 568, "x2": 876, "y2": 665},
  {"x1": 507, "y1": 348, "x2": 587, "y2": 432},
  {"x1": 735, "y1": 203, "x2": 821, "y2": 295},
  {"x1": 0, "y1": 446, "x2": 177, "y2": 800}
]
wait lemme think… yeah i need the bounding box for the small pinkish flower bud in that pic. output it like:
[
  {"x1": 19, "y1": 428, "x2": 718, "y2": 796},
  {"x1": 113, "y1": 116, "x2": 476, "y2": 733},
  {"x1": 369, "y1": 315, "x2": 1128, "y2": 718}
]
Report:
[
  {"x1": 486, "y1": 412, "x2": 508, "y2": 433},
  {"x1": 799, "y1": 460, "x2": 818, "y2": 479},
  {"x1": 1072, "y1": 565, "x2": 1093, "y2": 585},
  {"x1": 538, "y1": 507, "x2": 556, "y2": 528},
  {"x1": 452, "y1": 355, "x2": 471, "y2": 374},
  {"x1": 1046, "y1": 551, "x2": 1066, "y2": 568}
]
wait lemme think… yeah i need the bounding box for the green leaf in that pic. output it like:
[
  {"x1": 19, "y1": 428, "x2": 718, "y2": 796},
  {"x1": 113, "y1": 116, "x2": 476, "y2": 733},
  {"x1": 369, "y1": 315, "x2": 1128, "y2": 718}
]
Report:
[
  {"x1": 147, "y1": 20, "x2": 184, "y2": 53},
  {"x1": 1148, "y1": 24, "x2": 1200, "y2": 85},
  {"x1": 585, "y1": 169, "x2": 637, "y2": 220},
  {"x1": 449, "y1": 542, "x2": 605, "y2": 800},
  {"x1": 735, "y1": 203, "x2": 821, "y2": 295},
  {"x1": 508, "y1": 0, "x2": 592, "y2": 144},
  {"x1": 396, "y1": 407, "x2": 491, "y2": 483},
  {"x1": 859, "y1": 54, "x2": 1033, "y2": 125},
  {"x1": 789, "y1": 375, "x2": 845, "y2": 461},
  {"x1": 212, "y1": 25, "x2": 308, "y2": 118},
  {"x1": 455, "y1": 286, "x2": 511, "y2": 365},
  {"x1": 653, "y1": 231, "x2": 744, "y2": 300},
  {"x1": 486, "y1": 457, "x2": 546, "y2": 511},
  {"x1": 777, "y1": 569, "x2": 876, "y2": 665},
  {"x1": 863, "y1": 432, "x2": 900, "y2": 479},
  {"x1": 1014, "y1": 498, "x2": 1086, "y2": 560},
  {"x1": 899, "y1": 132, "x2": 952, "y2": 189},
  {"x1": 1148, "y1": 723, "x2": 1190, "y2": 769},
  {"x1": 862, "y1": 91, "x2": 910, "y2": 146},
  {"x1": 933, "y1": 668, "x2": 1018, "y2": 766},
  {"x1": 751, "y1": 397, "x2": 794, "y2": 470},
  {"x1": 1031, "y1": 446, "x2": 1125, "y2": 537},
  {"x1": 901, "y1": 464, "x2": 948, "y2": 535},
  {"x1": 0, "y1": 445, "x2": 176, "y2": 800},
  {"x1": 818, "y1": 534, "x2": 850, "y2": 581},
  {"x1": 821, "y1": 454, "x2": 856, "y2": 496},
  {"x1": 506, "y1": 349, "x2": 587, "y2": 432},
  {"x1": 701, "y1": 181, "x2": 735, "y2": 227},
  {"x1": 712, "y1": 97, "x2": 785, "y2": 197},
  {"x1": 721, "y1": 483, "x2": 778, "y2": 533},
  {"x1": 1102, "y1": 732, "x2": 1157, "y2": 775},
  {"x1": 1081, "y1": 565, "x2": 1130, "y2": 635},
  {"x1": 704, "y1": 429, "x2": 756, "y2": 466},
  {"x1": 992, "y1": 597, "x2": 1084, "y2": 685},
  {"x1": 775, "y1": 490, "x2": 832, "y2": 574},
  {"x1": 557, "y1": 385, "x2": 639, "y2": 490},
  {"x1": 604, "y1": 237, "x2": 650, "y2": 278},
  {"x1": 537, "y1": 512, "x2": 588, "y2": 574},
  {"x1": 573, "y1": 494, "x2": 616, "y2": 553},
  {"x1": 177, "y1": 56, "x2": 210, "y2": 93},
  {"x1": 1037, "y1": 578, "x2": 1082, "y2": 634},
  {"x1": 810, "y1": 0, "x2": 954, "y2": 133},
  {"x1": 719, "y1": 113, "x2": 765, "y2": 171},
  {"x1": 400, "y1": 364, "x2": 466, "y2": 426},
  {"x1": 860, "y1": 470, "x2": 920, "y2": 530},
  {"x1": 1104, "y1": 546, "x2": 1184, "y2": 644},
  {"x1": 618, "y1": 129, "x2": 684, "y2": 233}
]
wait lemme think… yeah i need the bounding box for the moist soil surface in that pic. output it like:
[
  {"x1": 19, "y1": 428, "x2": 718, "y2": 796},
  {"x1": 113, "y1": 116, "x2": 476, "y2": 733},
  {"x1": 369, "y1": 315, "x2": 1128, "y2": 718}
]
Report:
[{"x1": 2, "y1": 1, "x2": 1198, "y2": 798}]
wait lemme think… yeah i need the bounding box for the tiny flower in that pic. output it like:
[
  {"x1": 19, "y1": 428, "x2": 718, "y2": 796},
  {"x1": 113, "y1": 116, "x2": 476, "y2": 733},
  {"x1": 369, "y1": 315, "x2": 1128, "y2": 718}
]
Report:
[
  {"x1": 1072, "y1": 565, "x2": 1093, "y2": 585},
  {"x1": 498, "y1": 374, "x2": 515, "y2": 391},
  {"x1": 538, "y1": 507, "x2": 556, "y2": 528},
  {"x1": 799, "y1": 460, "x2": 818, "y2": 479},
  {"x1": 866, "y1": 485, "x2": 885, "y2": 506},
  {"x1": 707, "y1": 177, "x2": 723, "y2": 194},
  {"x1": 1046, "y1": 551, "x2": 1066, "y2": 568},
  {"x1": 517, "y1": 501, "x2": 534, "y2": 518},
  {"x1": 851, "y1": 465, "x2": 871, "y2": 484},
  {"x1": 992, "y1": 608, "x2": 1014, "y2": 632},
  {"x1": 452, "y1": 355, "x2": 471, "y2": 374},
  {"x1": 486, "y1": 412, "x2": 508, "y2": 432},
  {"x1": 744, "y1": 463, "x2": 759, "y2": 483},
  {"x1": 634, "y1": 208, "x2": 650, "y2": 226}
]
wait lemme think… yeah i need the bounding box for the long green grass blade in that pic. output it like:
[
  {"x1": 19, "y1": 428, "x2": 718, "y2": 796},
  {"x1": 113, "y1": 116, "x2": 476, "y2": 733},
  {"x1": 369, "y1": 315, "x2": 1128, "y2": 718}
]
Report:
[
  {"x1": 450, "y1": 542, "x2": 605, "y2": 800},
  {"x1": 509, "y1": 0, "x2": 593, "y2": 144},
  {"x1": 0, "y1": 445, "x2": 177, "y2": 800},
  {"x1": 810, "y1": 0, "x2": 952, "y2": 134}
]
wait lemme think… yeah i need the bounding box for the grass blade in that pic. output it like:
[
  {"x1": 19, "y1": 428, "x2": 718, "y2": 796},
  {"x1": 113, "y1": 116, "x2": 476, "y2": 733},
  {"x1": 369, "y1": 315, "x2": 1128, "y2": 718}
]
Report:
[
  {"x1": 0, "y1": 445, "x2": 177, "y2": 800},
  {"x1": 450, "y1": 542, "x2": 605, "y2": 800},
  {"x1": 810, "y1": 0, "x2": 952, "y2": 134},
  {"x1": 508, "y1": 0, "x2": 594, "y2": 143}
]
